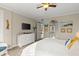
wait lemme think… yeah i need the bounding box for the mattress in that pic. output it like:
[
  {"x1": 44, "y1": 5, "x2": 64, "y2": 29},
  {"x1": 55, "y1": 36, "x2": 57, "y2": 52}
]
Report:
[
  {"x1": 21, "y1": 37, "x2": 79, "y2": 56},
  {"x1": 35, "y1": 38, "x2": 67, "y2": 56}
]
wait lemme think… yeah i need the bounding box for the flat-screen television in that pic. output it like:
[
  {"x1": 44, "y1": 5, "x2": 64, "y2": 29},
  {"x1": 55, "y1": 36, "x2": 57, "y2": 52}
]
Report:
[{"x1": 22, "y1": 23, "x2": 31, "y2": 30}]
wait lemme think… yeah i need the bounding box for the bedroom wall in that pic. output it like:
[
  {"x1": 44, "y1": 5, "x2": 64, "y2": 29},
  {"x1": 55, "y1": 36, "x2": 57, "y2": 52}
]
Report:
[
  {"x1": 11, "y1": 13, "x2": 36, "y2": 47},
  {"x1": 52, "y1": 14, "x2": 79, "y2": 40},
  {"x1": 0, "y1": 9, "x2": 4, "y2": 42},
  {"x1": 42, "y1": 14, "x2": 79, "y2": 40},
  {"x1": 0, "y1": 7, "x2": 37, "y2": 48},
  {"x1": 3, "y1": 8, "x2": 12, "y2": 47},
  {"x1": 0, "y1": 7, "x2": 13, "y2": 47}
]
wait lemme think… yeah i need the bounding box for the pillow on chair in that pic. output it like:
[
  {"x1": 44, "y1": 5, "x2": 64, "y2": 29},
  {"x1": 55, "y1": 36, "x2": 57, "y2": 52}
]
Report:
[
  {"x1": 0, "y1": 43, "x2": 8, "y2": 52},
  {"x1": 0, "y1": 47, "x2": 7, "y2": 52},
  {"x1": 68, "y1": 41, "x2": 79, "y2": 56},
  {"x1": 67, "y1": 37, "x2": 78, "y2": 49}
]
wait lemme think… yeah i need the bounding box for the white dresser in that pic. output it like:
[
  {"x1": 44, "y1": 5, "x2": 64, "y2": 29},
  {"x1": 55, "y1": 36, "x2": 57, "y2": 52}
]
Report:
[{"x1": 17, "y1": 33, "x2": 35, "y2": 47}]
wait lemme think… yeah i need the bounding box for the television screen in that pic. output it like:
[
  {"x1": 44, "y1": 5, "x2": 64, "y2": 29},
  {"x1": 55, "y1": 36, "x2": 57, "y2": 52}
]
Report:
[{"x1": 22, "y1": 23, "x2": 31, "y2": 30}]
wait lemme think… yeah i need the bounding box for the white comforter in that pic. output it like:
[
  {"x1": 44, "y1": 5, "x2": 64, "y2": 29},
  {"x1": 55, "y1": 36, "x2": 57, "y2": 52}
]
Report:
[{"x1": 21, "y1": 38, "x2": 79, "y2": 56}]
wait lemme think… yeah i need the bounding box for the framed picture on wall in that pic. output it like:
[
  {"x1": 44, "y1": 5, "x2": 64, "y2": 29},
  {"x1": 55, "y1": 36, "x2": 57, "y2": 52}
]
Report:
[
  {"x1": 61, "y1": 28, "x2": 65, "y2": 33},
  {"x1": 67, "y1": 28, "x2": 72, "y2": 33}
]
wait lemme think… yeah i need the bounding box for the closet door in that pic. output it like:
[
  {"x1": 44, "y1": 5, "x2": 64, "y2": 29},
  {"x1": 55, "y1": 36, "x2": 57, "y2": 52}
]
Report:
[{"x1": 36, "y1": 22, "x2": 41, "y2": 40}]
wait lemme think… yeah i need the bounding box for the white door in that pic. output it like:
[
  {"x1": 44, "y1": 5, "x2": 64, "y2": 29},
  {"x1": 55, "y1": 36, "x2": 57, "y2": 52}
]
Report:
[{"x1": 36, "y1": 23, "x2": 41, "y2": 40}]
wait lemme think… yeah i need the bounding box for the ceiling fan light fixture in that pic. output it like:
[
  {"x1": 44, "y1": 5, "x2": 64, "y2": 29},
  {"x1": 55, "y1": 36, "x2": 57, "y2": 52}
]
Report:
[
  {"x1": 43, "y1": 5, "x2": 48, "y2": 8},
  {"x1": 37, "y1": 3, "x2": 57, "y2": 11}
]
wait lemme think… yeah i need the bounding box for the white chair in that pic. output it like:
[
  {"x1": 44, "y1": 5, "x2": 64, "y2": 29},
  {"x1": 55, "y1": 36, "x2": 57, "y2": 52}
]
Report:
[{"x1": 0, "y1": 43, "x2": 8, "y2": 56}]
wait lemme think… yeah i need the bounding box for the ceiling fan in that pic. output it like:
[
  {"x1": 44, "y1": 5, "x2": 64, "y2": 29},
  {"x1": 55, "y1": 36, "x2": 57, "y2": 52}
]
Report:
[{"x1": 37, "y1": 3, "x2": 56, "y2": 11}]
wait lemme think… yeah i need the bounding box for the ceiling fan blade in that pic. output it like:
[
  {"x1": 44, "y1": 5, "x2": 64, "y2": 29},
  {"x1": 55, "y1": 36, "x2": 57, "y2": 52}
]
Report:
[
  {"x1": 42, "y1": 3, "x2": 47, "y2": 4},
  {"x1": 37, "y1": 6, "x2": 43, "y2": 9},
  {"x1": 49, "y1": 5, "x2": 56, "y2": 7}
]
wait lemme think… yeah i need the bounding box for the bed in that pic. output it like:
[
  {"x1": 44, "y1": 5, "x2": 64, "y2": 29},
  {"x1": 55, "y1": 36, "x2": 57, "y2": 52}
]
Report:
[{"x1": 21, "y1": 37, "x2": 79, "y2": 56}]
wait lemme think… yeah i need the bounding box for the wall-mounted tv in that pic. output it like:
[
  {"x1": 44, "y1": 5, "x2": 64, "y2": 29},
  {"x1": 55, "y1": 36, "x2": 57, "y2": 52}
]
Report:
[{"x1": 22, "y1": 23, "x2": 31, "y2": 30}]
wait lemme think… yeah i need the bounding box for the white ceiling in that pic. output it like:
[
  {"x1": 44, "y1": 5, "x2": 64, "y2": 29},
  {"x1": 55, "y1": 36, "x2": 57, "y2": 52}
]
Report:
[{"x1": 0, "y1": 3, "x2": 79, "y2": 22}]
